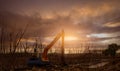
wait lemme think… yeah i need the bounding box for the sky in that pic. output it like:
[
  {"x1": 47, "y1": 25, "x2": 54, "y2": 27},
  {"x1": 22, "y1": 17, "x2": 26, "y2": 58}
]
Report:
[{"x1": 0, "y1": 0, "x2": 120, "y2": 47}]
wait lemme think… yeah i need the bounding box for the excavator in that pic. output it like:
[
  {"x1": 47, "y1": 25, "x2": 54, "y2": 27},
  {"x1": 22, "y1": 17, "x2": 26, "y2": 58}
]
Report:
[{"x1": 27, "y1": 30, "x2": 65, "y2": 67}]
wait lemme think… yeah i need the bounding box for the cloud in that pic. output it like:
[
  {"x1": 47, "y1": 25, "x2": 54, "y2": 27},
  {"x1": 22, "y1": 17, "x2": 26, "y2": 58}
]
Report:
[{"x1": 0, "y1": 0, "x2": 120, "y2": 44}]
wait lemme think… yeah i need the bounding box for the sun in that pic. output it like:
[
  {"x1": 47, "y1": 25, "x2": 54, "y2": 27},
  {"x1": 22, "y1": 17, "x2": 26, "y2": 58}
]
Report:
[{"x1": 65, "y1": 36, "x2": 78, "y2": 41}]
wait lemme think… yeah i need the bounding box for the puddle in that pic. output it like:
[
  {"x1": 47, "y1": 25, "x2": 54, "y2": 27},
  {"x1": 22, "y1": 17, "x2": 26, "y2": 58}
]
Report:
[{"x1": 89, "y1": 62, "x2": 108, "y2": 68}]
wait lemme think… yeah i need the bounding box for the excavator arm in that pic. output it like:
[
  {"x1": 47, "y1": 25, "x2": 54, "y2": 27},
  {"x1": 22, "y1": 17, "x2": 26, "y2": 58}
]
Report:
[{"x1": 41, "y1": 30, "x2": 64, "y2": 61}]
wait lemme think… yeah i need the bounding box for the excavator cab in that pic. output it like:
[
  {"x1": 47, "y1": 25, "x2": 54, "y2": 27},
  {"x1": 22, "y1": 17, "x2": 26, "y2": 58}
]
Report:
[
  {"x1": 27, "y1": 30, "x2": 65, "y2": 67},
  {"x1": 27, "y1": 55, "x2": 50, "y2": 67}
]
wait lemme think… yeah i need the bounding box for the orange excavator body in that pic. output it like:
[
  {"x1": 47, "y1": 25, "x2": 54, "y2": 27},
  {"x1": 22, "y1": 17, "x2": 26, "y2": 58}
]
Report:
[{"x1": 27, "y1": 30, "x2": 65, "y2": 67}]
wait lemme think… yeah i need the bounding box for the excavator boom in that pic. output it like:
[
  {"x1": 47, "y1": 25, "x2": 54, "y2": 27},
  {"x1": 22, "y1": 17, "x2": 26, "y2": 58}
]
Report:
[
  {"x1": 41, "y1": 30, "x2": 64, "y2": 61},
  {"x1": 27, "y1": 30, "x2": 65, "y2": 67}
]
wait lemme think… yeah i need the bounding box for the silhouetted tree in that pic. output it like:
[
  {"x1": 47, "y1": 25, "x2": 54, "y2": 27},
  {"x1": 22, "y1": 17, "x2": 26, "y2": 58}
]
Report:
[{"x1": 103, "y1": 43, "x2": 119, "y2": 56}]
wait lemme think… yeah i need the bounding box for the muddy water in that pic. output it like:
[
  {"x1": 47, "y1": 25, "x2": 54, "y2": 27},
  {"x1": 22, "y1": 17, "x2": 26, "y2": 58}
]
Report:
[{"x1": 88, "y1": 62, "x2": 108, "y2": 68}]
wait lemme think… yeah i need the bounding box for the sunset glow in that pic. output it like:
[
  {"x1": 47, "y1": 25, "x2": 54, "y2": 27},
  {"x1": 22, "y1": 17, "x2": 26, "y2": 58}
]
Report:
[
  {"x1": 0, "y1": 0, "x2": 120, "y2": 48},
  {"x1": 0, "y1": 1, "x2": 120, "y2": 70},
  {"x1": 65, "y1": 36, "x2": 78, "y2": 41}
]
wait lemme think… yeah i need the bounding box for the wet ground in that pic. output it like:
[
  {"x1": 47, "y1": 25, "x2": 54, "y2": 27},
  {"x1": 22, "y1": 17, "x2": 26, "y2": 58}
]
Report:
[
  {"x1": 0, "y1": 53, "x2": 120, "y2": 71},
  {"x1": 14, "y1": 64, "x2": 97, "y2": 71}
]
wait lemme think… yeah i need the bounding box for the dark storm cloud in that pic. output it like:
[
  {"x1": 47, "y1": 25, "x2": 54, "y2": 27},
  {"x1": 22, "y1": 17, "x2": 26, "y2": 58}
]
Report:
[
  {"x1": 0, "y1": 0, "x2": 119, "y2": 14},
  {"x1": 0, "y1": 0, "x2": 120, "y2": 44},
  {"x1": 73, "y1": 3, "x2": 120, "y2": 34},
  {"x1": 0, "y1": 11, "x2": 69, "y2": 37}
]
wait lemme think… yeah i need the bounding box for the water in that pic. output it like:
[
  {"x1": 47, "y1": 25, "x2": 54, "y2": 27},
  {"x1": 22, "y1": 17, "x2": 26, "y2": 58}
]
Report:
[{"x1": 89, "y1": 62, "x2": 108, "y2": 68}]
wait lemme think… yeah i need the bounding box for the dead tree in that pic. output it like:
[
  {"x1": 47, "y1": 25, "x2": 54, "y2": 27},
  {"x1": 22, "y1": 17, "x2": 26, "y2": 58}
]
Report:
[
  {"x1": 8, "y1": 32, "x2": 13, "y2": 53},
  {"x1": 12, "y1": 24, "x2": 28, "y2": 53},
  {"x1": 0, "y1": 24, "x2": 6, "y2": 53},
  {"x1": 0, "y1": 27, "x2": 4, "y2": 53}
]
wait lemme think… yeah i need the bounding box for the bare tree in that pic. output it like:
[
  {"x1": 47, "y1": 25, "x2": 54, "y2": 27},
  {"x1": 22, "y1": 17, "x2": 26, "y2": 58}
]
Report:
[
  {"x1": 12, "y1": 24, "x2": 28, "y2": 53},
  {"x1": 0, "y1": 24, "x2": 6, "y2": 53},
  {"x1": 8, "y1": 32, "x2": 13, "y2": 53}
]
